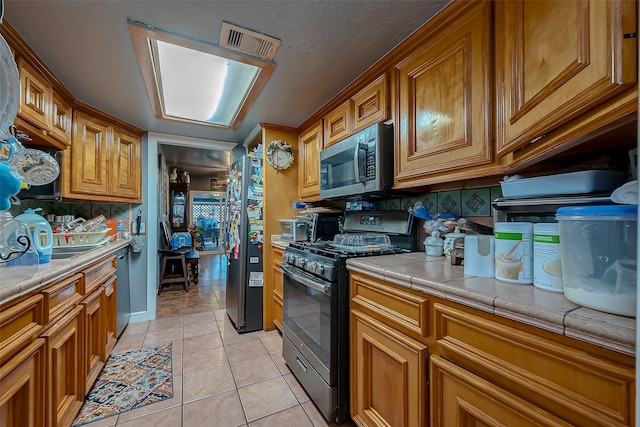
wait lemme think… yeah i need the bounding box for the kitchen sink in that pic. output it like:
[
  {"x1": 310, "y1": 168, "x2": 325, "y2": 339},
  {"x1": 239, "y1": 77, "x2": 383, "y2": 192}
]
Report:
[{"x1": 51, "y1": 246, "x2": 97, "y2": 260}]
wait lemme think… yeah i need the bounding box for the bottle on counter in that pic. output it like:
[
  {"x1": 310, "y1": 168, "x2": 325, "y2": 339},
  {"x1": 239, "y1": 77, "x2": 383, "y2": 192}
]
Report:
[{"x1": 116, "y1": 224, "x2": 126, "y2": 241}]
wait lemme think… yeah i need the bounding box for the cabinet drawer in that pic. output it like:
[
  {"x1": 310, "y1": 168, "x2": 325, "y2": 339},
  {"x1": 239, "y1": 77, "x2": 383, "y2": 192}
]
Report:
[
  {"x1": 82, "y1": 256, "x2": 116, "y2": 295},
  {"x1": 0, "y1": 295, "x2": 46, "y2": 365},
  {"x1": 350, "y1": 273, "x2": 429, "y2": 337},
  {"x1": 42, "y1": 273, "x2": 83, "y2": 325},
  {"x1": 435, "y1": 303, "x2": 635, "y2": 427},
  {"x1": 430, "y1": 355, "x2": 571, "y2": 427}
]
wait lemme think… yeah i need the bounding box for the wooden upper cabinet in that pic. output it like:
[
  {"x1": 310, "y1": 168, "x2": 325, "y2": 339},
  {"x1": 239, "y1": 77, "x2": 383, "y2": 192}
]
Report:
[
  {"x1": 394, "y1": 1, "x2": 494, "y2": 188},
  {"x1": 495, "y1": 0, "x2": 637, "y2": 155},
  {"x1": 323, "y1": 73, "x2": 389, "y2": 148},
  {"x1": 352, "y1": 73, "x2": 388, "y2": 133},
  {"x1": 50, "y1": 91, "x2": 72, "y2": 146},
  {"x1": 112, "y1": 127, "x2": 142, "y2": 200},
  {"x1": 324, "y1": 100, "x2": 352, "y2": 148},
  {"x1": 70, "y1": 111, "x2": 111, "y2": 197},
  {"x1": 17, "y1": 57, "x2": 52, "y2": 133},
  {"x1": 298, "y1": 121, "x2": 322, "y2": 201}
]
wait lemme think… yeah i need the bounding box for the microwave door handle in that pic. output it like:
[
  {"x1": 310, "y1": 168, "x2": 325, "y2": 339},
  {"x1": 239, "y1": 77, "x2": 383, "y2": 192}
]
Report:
[{"x1": 354, "y1": 143, "x2": 368, "y2": 183}]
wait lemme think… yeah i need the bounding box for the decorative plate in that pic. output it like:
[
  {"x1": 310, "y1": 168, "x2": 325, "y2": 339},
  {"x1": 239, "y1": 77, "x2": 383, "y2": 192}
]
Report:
[
  {"x1": 266, "y1": 140, "x2": 294, "y2": 171},
  {"x1": 0, "y1": 35, "x2": 19, "y2": 136}
]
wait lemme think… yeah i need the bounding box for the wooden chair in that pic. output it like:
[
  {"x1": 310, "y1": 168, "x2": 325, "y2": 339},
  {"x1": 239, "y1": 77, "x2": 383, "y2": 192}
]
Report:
[{"x1": 158, "y1": 220, "x2": 190, "y2": 294}]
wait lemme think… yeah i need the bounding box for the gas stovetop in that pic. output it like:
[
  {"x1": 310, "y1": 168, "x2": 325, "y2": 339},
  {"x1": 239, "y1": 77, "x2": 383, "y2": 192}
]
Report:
[{"x1": 288, "y1": 241, "x2": 405, "y2": 259}]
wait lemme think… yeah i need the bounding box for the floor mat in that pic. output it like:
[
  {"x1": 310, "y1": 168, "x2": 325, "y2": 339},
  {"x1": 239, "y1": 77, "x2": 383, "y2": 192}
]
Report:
[{"x1": 72, "y1": 342, "x2": 173, "y2": 426}]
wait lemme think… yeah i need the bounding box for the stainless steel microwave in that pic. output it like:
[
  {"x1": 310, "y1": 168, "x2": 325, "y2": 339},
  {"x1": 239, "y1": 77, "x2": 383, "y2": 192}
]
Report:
[{"x1": 319, "y1": 123, "x2": 394, "y2": 200}]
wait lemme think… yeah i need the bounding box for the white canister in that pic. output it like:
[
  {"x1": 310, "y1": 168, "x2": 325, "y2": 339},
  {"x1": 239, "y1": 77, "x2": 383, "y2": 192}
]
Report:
[
  {"x1": 494, "y1": 222, "x2": 533, "y2": 284},
  {"x1": 533, "y1": 223, "x2": 563, "y2": 292},
  {"x1": 464, "y1": 235, "x2": 495, "y2": 277}
]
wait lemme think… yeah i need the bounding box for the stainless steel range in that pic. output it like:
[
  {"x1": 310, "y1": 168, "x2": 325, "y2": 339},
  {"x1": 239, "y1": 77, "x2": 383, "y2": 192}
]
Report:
[{"x1": 281, "y1": 210, "x2": 415, "y2": 424}]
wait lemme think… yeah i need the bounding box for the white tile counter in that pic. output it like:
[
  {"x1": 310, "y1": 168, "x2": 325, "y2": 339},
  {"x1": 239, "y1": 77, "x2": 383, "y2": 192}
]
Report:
[
  {"x1": 0, "y1": 240, "x2": 130, "y2": 306},
  {"x1": 347, "y1": 252, "x2": 636, "y2": 356}
]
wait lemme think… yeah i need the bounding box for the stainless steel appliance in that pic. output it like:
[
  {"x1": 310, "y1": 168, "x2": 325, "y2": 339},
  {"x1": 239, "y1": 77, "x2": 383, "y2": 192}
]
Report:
[
  {"x1": 294, "y1": 211, "x2": 342, "y2": 242},
  {"x1": 115, "y1": 246, "x2": 130, "y2": 337},
  {"x1": 281, "y1": 210, "x2": 415, "y2": 424},
  {"x1": 279, "y1": 219, "x2": 309, "y2": 242},
  {"x1": 225, "y1": 151, "x2": 263, "y2": 333},
  {"x1": 319, "y1": 123, "x2": 393, "y2": 200},
  {"x1": 492, "y1": 194, "x2": 614, "y2": 223}
]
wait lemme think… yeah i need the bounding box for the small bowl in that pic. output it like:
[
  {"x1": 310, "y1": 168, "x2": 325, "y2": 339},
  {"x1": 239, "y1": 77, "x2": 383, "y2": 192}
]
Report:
[{"x1": 8, "y1": 148, "x2": 60, "y2": 186}]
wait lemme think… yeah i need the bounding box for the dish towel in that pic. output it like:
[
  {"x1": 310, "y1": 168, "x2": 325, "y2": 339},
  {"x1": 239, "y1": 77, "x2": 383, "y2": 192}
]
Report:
[{"x1": 610, "y1": 180, "x2": 638, "y2": 205}]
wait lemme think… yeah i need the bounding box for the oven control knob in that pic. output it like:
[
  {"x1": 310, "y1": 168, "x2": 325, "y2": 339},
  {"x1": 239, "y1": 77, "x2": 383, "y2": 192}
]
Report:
[
  {"x1": 305, "y1": 261, "x2": 314, "y2": 272},
  {"x1": 316, "y1": 263, "x2": 324, "y2": 274},
  {"x1": 295, "y1": 258, "x2": 306, "y2": 268}
]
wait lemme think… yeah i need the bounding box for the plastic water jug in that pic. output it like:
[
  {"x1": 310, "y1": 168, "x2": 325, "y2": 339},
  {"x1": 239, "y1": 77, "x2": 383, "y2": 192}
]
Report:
[
  {"x1": 0, "y1": 211, "x2": 39, "y2": 276},
  {"x1": 14, "y1": 208, "x2": 53, "y2": 264}
]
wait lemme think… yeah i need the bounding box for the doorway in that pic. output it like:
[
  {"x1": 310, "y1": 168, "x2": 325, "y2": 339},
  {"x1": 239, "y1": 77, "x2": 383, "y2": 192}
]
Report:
[{"x1": 189, "y1": 190, "x2": 226, "y2": 254}]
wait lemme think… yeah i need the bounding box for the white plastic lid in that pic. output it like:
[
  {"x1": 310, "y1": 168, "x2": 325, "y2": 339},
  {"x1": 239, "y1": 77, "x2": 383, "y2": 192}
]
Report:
[{"x1": 494, "y1": 222, "x2": 533, "y2": 231}]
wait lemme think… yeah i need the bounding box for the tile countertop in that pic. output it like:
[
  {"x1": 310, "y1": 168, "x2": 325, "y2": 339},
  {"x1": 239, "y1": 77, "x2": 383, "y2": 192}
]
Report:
[
  {"x1": 0, "y1": 240, "x2": 130, "y2": 307},
  {"x1": 347, "y1": 252, "x2": 636, "y2": 357}
]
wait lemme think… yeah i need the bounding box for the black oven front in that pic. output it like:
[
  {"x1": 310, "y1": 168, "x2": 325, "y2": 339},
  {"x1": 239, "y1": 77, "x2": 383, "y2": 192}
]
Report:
[{"x1": 281, "y1": 255, "x2": 350, "y2": 424}]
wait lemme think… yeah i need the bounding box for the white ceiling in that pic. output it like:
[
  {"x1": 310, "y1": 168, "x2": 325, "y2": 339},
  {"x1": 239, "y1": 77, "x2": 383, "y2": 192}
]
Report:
[{"x1": 3, "y1": 0, "x2": 450, "y2": 178}]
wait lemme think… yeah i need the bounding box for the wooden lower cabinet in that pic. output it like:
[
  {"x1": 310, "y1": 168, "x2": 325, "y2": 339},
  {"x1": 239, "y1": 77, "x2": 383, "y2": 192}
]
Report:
[
  {"x1": 272, "y1": 246, "x2": 285, "y2": 330},
  {"x1": 41, "y1": 306, "x2": 83, "y2": 427},
  {"x1": 430, "y1": 355, "x2": 570, "y2": 427},
  {"x1": 0, "y1": 338, "x2": 46, "y2": 427},
  {"x1": 350, "y1": 310, "x2": 428, "y2": 427},
  {"x1": 102, "y1": 278, "x2": 117, "y2": 360},
  {"x1": 81, "y1": 286, "x2": 105, "y2": 393},
  {"x1": 349, "y1": 272, "x2": 635, "y2": 427}
]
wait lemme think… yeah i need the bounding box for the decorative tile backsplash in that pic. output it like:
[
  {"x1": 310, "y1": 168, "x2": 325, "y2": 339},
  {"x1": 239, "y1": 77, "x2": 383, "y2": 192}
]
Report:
[
  {"x1": 9, "y1": 201, "x2": 130, "y2": 220},
  {"x1": 376, "y1": 185, "x2": 498, "y2": 218}
]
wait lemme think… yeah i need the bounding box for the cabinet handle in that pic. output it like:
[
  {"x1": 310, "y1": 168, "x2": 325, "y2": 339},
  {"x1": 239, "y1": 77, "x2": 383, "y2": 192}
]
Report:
[{"x1": 296, "y1": 356, "x2": 307, "y2": 373}]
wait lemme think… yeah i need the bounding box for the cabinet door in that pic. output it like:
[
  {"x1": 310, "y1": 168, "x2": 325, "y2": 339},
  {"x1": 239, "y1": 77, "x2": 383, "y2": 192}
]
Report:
[
  {"x1": 352, "y1": 73, "x2": 388, "y2": 133},
  {"x1": 430, "y1": 356, "x2": 571, "y2": 427},
  {"x1": 41, "y1": 306, "x2": 83, "y2": 427},
  {"x1": 272, "y1": 247, "x2": 284, "y2": 331},
  {"x1": 102, "y1": 277, "x2": 117, "y2": 360},
  {"x1": 298, "y1": 121, "x2": 322, "y2": 201},
  {"x1": 324, "y1": 100, "x2": 352, "y2": 148},
  {"x1": 50, "y1": 91, "x2": 72, "y2": 146},
  {"x1": 112, "y1": 127, "x2": 142, "y2": 201},
  {"x1": 169, "y1": 183, "x2": 189, "y2": 232},
  {"x1": 394, "y1": 1, "x2": 493, "y2": 187},
  {"x1": 71, "y1": 112, "x2": 111, "y2": 197},
  {"x1": 495, "y1": 0, "x2": 637, "y2": 155},
  {"x1": 351, "y1": 310, "x2": 428, "y2": 427},
  {"x1": 81, "y1": 287, "x2": 104, "y2": 392},
  {"x1": 0, "y1": 339, "x2": 46, "y2": 427},
  {"x1": 17, "y1": 57, "x2": 52, "y2": 132}
]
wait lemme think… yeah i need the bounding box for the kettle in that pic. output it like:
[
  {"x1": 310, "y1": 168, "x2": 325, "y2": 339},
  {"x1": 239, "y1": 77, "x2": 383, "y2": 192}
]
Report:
[{"x1": 14, "y1": 207, "x2": 53, "y2": 264}]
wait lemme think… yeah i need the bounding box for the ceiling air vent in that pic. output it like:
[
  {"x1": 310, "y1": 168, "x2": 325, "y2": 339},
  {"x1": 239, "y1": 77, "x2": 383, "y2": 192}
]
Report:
[{"x1": 220, "y1": 22, "x2": 281, "y2": 61}]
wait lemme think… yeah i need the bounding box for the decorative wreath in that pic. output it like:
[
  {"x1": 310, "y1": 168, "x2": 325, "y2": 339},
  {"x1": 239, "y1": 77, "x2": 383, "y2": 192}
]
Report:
[{"x1": 265, "y1": 140, "x2": 294, "y2": 170}]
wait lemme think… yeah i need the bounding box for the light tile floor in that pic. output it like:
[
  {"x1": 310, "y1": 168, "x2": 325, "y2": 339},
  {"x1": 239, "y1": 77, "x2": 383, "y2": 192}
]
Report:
[{"x1": 87, "y1": 254, "x2": 354, "y2": 427}]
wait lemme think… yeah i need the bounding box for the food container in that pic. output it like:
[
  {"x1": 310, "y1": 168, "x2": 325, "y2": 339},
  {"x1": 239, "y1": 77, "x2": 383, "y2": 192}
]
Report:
[
  {"x1": 424, "y1": 231, "x2": 444, "y2": 256},
  {"x1": 500, "y1": 170, "x2": 627, "y2": 198},
  {"x1": 494, "y1": 222, "x2": 533, "y2": 284},
  {"x1": 533, "y1": 223, "x2": 563, "y2": 292},
  {"x1": 556, "y1": 205, "x2": 637, "y2": 317},
  {"x1": 332, "y1": 233, "x2": 391, "y2": 252}
]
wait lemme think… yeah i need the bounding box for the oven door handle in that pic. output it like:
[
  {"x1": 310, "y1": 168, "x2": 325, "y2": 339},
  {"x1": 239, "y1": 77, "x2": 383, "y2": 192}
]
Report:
[{"x1": 281, "y1": 264, "x2": 331, "y2": 294}]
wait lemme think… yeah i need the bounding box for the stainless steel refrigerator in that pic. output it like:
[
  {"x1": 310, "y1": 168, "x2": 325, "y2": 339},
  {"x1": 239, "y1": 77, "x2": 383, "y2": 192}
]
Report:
[{"x1": 225, "y1": 151, "x2": 264, "y2": 333}]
